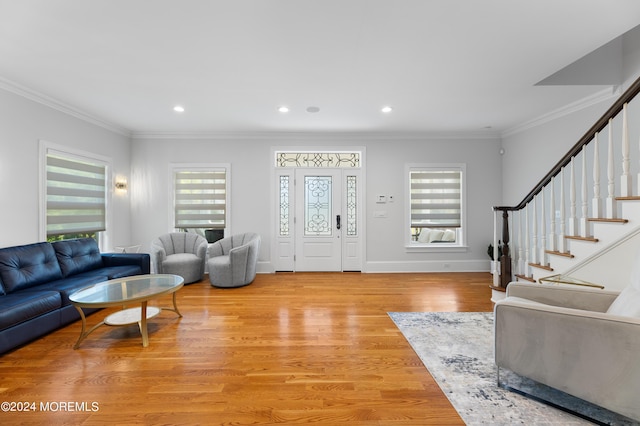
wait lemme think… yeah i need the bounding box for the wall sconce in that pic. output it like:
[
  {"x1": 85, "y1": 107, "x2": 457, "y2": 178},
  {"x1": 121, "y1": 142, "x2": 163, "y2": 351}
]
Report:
[{"x1": 115, "y1": 180, "x2": 128, "y2": 191}]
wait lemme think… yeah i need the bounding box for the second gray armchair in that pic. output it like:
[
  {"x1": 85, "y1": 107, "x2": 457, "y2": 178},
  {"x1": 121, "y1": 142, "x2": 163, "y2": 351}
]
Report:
[{"x1": 208, "y1": 232, "x2": 260, "y2": 288}]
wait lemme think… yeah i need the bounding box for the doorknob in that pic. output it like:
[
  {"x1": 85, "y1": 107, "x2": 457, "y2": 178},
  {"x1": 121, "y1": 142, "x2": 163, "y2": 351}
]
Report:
[{"x1": 336, "y1": 214, "x2": 341, "y2": 230}]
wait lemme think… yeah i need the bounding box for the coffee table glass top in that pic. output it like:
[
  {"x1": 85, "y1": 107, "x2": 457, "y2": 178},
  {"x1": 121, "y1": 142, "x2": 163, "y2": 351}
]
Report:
[{"x1": 70, "y1": 274, "x2": 184, "y2": 306}]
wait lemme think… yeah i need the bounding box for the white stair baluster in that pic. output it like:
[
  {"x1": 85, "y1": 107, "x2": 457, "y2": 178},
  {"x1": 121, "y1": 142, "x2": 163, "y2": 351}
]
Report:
[
  {"x1": 592, "y1": 133, "x2": 602, "y2": 218},
  {"x1": 569, "y1": 157, "x2": 578, "y2": 235},
  {"x1": 525, "y1": 203, "x2": 531, "y2": 277},
  {"x1": 581, "y1": 145, "x2": 589, "y2": 237},
  {"x1": 549, "y1": 176, "x2": 557, "y2": 252},
  {"x1": 509, "y1": 212, "x2": 515, "y2": 278},
  {"x1": 532, "y1": 195, "x2": 538, "y2": 265},
  {"x1": 518, "y1": 210, "x2": 524, "y2": 275},
  {"x1": 606, "y1": 119, "x2": 617, "y2": 218},
  {"x1": 540, "y1": 187, "x2": 547, "y2": 266},
  {"x1": 621, "y1": 103, "x2": 632, "y2": 196},
  {"x1": 558, "y1": 167, "x2": 566, "y2": 253}
]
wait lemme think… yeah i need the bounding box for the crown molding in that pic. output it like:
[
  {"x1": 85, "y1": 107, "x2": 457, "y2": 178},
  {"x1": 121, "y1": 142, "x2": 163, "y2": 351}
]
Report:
[
  {"x1": 0, "y1": 76, "x2": 131, "y2": 137},
  {"x1": 501, "y1": 86, "x2": 621, "y2": 138},
  {"x1": 130, "y1": 130, "x2": 501, "y2": 141}
]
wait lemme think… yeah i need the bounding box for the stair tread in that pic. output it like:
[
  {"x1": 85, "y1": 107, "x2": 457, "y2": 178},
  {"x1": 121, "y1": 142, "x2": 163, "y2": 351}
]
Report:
[
  {"x1": 545, "y1": 250, "x2": 574, "y2": 258},
  {"x1": 515, "y1": 274, "x2": 536, "y2": 283},
  {"x1": 565, "y1": 235, "x2": 599, "y2": 242},
  {"x1": 588, "y1": 217, "x2": 629, "y2": 223},
  {"x1": 528, "y1": 262, "x2": 554, "y2": 271},
  {"x1": 615, "y1": 196, "x2": 640, "y2": 201}
]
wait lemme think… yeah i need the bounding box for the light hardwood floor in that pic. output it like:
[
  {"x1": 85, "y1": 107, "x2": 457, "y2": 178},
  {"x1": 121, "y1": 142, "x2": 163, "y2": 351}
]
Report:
[{"x1": 1, "y1": 272, "x2": 493, "y2": 425}]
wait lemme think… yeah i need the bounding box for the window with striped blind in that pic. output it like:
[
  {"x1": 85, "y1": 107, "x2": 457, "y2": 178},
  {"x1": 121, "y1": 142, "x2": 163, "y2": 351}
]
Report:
[
  {"x1": 408, "y1": 165, "x2": 465, "y2": 246},
  {"x1": 45, "y1": 151, "x2": 107, "y2": 239},
  {"x1": 173, "y1": 168, "x2": 227, "y2": 230}
]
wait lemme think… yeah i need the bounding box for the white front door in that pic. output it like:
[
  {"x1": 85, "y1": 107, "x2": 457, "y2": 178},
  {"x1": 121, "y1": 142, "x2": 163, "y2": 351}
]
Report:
[
  {"x1": 294, "y1": 169, "x2": 342, "y2": 271},
  {"x1": 273, "y1": 152, "x2": 363, "y2": 273}
]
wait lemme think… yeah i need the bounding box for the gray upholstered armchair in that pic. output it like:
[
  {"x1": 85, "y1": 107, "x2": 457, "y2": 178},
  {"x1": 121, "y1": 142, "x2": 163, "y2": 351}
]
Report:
[
  {"x1": 494, "y1": 281, "x2": 640, "y2": 421},
  {"x1": 207, "y1": 232, "x2": 260, "y2": 288},
  {"x1": 150, "y1": 232, "x2": 208, "y2": 284}
]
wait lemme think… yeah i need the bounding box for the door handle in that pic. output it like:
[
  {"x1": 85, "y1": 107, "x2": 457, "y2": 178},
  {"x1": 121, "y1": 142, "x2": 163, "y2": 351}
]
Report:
[{"x1": 336, "y1": 214, "x2": 341, "y2": 230}]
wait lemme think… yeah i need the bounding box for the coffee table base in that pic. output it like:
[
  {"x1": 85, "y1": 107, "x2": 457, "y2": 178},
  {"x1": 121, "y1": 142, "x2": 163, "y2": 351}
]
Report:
[{"x1": 73, "y1": 292, "x2": 182, "y2": 349}]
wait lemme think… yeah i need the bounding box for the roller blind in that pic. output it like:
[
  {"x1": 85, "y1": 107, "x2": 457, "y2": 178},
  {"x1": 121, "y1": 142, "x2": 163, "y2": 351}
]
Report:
[
  {"x1": 46, "y1": 153, "x2": 106, "y2": 236},
  {"x1": 410, "y1": 169, "x2": 461, "y2": 228},
  {"x1": 174, "y1": 170, "x2": 226, "y2": 229}
]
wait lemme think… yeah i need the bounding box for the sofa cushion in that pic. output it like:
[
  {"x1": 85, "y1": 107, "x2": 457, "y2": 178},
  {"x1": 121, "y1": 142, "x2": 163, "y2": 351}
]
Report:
[
  {"x1": 0, "y1": 291, "x2": 61, "y2": 331},
  {"x1": 73, "y1": 265, "x2": 142, "y2": 280},
  {"x1": 35, "y1": 274, "x2": 109, "y2": 306},
  {"x1": 101, "y1": 265, "x2": 143, "y2": 279},
  {"x1": 606, "y1": 286, "x2": 640, "y2": 318},
  {"x1": 0, "y1": 242, "x2": 63, "y2": 294},
  {"x1": 52, "y1": 238, "x2": 103, "y2": 277}
]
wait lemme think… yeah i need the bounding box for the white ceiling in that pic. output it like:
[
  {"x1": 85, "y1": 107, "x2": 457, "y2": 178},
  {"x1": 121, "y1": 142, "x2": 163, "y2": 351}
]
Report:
[{"x1": 1, "y1": 0, "x2": 640, "y2": 136}]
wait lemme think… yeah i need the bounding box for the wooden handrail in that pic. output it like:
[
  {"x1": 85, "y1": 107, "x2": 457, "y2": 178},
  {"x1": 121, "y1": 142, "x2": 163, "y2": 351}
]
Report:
[{"x1": 494, "y1": 75, "x2": 640, "y2": 212}]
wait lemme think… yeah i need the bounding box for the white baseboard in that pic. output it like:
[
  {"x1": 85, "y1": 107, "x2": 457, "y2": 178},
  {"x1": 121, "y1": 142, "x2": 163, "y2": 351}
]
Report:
[
  {"x1": 257, "y1": 260, "x2": 491, "y2": 273},
  {"x1": 364, "y1": 259, "x2": 490, "y2": 273},
  {"x1": 257, "y1": 261, "x2": 276, "y2": 274}
]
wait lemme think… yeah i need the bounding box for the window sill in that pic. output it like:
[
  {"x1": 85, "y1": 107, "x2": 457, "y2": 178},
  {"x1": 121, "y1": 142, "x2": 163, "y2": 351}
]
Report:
[{"x1": 405, "y1": 244, "x2": 469, "y2": 253}]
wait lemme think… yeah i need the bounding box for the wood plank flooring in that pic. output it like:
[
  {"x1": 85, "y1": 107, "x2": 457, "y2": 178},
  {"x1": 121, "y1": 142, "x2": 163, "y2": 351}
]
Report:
[{"x1": 0, "y1": 272, "x2": 493, "y2": 425}]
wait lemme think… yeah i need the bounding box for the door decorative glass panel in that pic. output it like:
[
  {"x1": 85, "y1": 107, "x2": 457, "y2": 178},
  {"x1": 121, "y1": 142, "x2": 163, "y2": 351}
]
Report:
[
  {"x1": 279, "y1": 176, "x2": 290, "y2": 236},
  {"x1": 276, "y1": 152, "x2": 360, "y2": 168},
  {"x1": 346, "y1": 175, "x2": 357, "y2": 236},
  {"x1": 304, "y1": 176, "x2": 332, "y2": 236}
]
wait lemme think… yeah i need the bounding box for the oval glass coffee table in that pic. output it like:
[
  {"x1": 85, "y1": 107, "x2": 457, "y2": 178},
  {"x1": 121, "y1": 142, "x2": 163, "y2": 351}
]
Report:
[{"x1": 69, "y1": 274, "x2": 184, "y2": 348}]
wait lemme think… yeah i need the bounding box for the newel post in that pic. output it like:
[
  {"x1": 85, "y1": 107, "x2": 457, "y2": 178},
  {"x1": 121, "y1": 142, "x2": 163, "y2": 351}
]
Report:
[{"x1": 500, "y1": 210, "x2": 512, "y2": 288}]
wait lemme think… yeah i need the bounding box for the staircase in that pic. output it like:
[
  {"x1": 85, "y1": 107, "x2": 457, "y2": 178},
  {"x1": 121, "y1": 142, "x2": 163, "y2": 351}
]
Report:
[{"x1": 492, "y1": 76, "x2": 640, "y2": 297}]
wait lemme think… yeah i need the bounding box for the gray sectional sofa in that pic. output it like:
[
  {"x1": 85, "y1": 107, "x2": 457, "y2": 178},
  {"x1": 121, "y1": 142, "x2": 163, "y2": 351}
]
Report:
[{"x1": 0, "y1": 238, "x2": 150, "y2": 354}]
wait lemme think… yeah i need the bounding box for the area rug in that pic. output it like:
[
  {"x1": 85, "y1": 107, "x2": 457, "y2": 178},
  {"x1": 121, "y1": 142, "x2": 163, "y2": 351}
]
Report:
[{"x1": 388, "y1": 312, "x2": 637, "y2": 425}]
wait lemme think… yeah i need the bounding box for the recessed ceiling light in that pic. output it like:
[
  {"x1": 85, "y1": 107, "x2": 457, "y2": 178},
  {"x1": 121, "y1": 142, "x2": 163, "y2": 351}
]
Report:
[
  {"x1": 173, "y1": 105, "x2": 185, "y2": 113},
  {"x1": 278, "y1": 106, "x2": 290, "y2": 113},
  {"x1": 306, "y1": 106, "x2": 320, "y2": 113},
  {"x1": 381, "y1": 106, "x2": 393, "y2": 113}
]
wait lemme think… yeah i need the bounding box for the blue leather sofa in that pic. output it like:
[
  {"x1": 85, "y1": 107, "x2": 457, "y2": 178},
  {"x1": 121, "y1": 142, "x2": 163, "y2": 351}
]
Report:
[{"x1": 0, "y1": 238, "x2": 150, "y2": 354}]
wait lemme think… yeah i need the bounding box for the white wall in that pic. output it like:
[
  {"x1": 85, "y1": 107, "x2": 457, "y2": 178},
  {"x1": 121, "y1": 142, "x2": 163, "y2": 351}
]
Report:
[
  {"x1": 502, "y1": 35, "x2": 640, "y2": 206},
  {"x1": 0, "y1": 89, "x2": 132, "y2": 249},
  {"x1": 1, "y1": 87, "x2": 502, "y2": 272},
  {"x1": 130, "y1": 134, "x2": 502, "y2": 272},
  {"x1": 500, "y1": 98, "x2": 614, "y2": 206}
]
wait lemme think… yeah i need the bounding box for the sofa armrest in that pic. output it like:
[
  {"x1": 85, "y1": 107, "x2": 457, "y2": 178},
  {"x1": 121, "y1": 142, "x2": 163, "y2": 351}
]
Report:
[
  {"x1": 505, "y1": 281, "x2": 619, "y2": 312},
  {"x1": 101, "y1": 253, "x2": 150, "y2": 274},
  {"x1": 494, "y1": 299, "x2": 640, "y2": 419}
]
